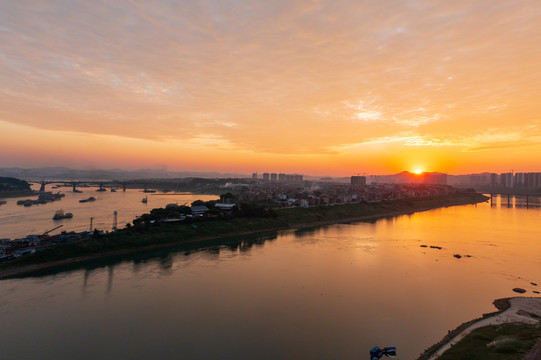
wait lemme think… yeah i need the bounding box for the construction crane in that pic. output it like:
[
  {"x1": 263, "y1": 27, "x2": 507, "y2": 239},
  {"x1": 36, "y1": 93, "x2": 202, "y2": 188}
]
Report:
[{"x1": 41, "y1": 225, "x2": 63, "y2": 236}]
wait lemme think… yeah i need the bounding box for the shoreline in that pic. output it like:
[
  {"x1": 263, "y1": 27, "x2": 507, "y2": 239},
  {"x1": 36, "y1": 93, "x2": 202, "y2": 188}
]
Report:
[
  {"x1": 0, "y1": 193, "x2": 488, "y2": 280},
  {"x1": 0, "y1": 211, "x2": 414, "y2": 279},
  {"x1": 417, "y1": 297, "x2": 541, "y2": 360}
]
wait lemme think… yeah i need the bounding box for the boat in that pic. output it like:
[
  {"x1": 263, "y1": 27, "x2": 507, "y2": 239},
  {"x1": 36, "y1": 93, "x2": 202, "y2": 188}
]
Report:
[
  {"x1": 53, "y1": 210, "x2": 73, "y2": 220},
  {"x1": 79, "y1": 196, "x2": 96, "y2": 203},
  {"x1": 142, "y1": 197, "x2": 148, "y2": 203},
  {"x1": 110, "y1": 188, "x2": 117, "y2": 192}
]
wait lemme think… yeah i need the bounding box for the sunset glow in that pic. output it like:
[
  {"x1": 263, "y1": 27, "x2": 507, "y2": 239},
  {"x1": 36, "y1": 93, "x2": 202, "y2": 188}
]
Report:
[
  {"x1": 1, "y1": 1, "x2": 541, "y2": 175},
  {"x1": 414, "y1": 169, "x2": 423, "y2": 175}
]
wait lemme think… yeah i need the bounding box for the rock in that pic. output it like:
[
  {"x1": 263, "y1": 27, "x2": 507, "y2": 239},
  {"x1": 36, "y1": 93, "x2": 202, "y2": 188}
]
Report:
[
  {"x1": 453, "y1": 254, "x2": 462, "y2": 259},
  {"x1": 513, "y1": 288, "x2": 527, "y2": 294}
]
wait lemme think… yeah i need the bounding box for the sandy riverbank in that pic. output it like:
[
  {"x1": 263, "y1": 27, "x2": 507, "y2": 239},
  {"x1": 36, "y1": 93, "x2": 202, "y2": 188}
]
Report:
[{"x1": 419, "y1": 297, "x2": 541, "y2": 359}]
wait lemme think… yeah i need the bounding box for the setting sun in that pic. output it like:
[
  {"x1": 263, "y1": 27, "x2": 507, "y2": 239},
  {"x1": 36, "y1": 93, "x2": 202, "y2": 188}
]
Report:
[{"x1": 414, "y1": 169, "x2": 423, "y2": 174}]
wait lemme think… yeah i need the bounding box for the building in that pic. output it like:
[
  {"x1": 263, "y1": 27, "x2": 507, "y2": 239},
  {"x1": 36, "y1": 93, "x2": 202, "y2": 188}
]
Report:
[
  {"x1": 424, "y1": 173, "x2": 447, "y2": 185},
  {"x1": 490, "y1": 173, "x2": 498, "y2": 187},
  {"x1": 263, "y1": 173, "x2": 270, "y2": 181},
  {"x1": 215, "y1": 203, "x2": 236, "y2": 213},
  {"x1": 271, "y1": 173, "x2": 277, "y2": 181},
  {"x1": 252, "y1": 173, "x2": 257, "y2": 180},
  {"x1": 351, "y1": 176, "x2": 367, "y2": 186},
  {"x1": 191, "y1": 205, "x2": 209, "y2": 216},
  {"x1": 500, "y1": 173, "x2": 513, "y2": 188}
]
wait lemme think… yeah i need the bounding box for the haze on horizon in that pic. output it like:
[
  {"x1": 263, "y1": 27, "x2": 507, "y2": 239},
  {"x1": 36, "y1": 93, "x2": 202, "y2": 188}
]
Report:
[{"x1": 1, "y1": 1, "x2": 540, "y2": 176}]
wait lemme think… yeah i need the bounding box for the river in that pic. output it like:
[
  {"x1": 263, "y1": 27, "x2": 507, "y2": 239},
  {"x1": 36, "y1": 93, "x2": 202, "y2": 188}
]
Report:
[
  {"x1": 0, "y1": 194, "x2": 540, "y2": 360},
  {"x1": 0, "y1": 186, "x2": 218, "y2": 239}
]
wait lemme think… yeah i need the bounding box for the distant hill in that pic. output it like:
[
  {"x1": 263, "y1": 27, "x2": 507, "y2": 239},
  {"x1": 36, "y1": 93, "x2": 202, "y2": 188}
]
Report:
[
  {"x1": 372, "y1": 171, "x2": 449, "y2": 185},
  {"x1": 0, "y1": 167, "x2": 250, "y2": 181}
]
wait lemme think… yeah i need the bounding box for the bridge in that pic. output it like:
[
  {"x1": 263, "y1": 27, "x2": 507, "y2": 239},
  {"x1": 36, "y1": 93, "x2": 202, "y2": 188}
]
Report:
[
  {"x1": 28, "y1": 180, "x2": 128, "y2": 192},
  {"x1": 489, "y1": 193, "x2": 541, "y2": 208}
]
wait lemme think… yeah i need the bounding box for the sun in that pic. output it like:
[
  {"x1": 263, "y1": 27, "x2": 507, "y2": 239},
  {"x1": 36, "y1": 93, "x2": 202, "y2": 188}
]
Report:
[{"x1": 414, "y1": 169, "x2": 423, "y2": 174}]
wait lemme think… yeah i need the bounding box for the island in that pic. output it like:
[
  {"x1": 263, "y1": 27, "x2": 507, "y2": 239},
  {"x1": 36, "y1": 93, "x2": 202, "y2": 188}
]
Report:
[
  {"x1": 0, "y1": 177, "x2": 34, "y2": 199},
  {"x1": 0, "y1": 188, "x2": 488, "y2": 279}
]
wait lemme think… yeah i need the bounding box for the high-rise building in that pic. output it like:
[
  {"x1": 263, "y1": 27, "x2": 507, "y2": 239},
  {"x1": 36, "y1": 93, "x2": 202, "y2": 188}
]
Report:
[
  {"x1": 351, "y1": 176, "x2": 366, "y2": 186},
  {"x1": 425, "y1": 173, "x2": 447, "y2": 185},
  {"x1": 263, "y1": 173, "x2": 270, "y2": 181},
  {"x1": 490, "y1": 173, "x2": 498, "y2": 187},
  {"x1": 500, "y1": 173, "x2": 513, "y2": 188},
  {"x1": 252, "y1": 173, "x2": 257, "y2": 180},
  {"x1": 270, "y1": 173, "x2": 277, "y2": 181}
]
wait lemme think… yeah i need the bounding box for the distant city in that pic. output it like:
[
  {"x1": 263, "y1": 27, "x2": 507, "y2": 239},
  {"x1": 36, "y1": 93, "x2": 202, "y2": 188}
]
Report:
[{"x1": 1, "y1": 167, "x2": 540, "y2": 191}]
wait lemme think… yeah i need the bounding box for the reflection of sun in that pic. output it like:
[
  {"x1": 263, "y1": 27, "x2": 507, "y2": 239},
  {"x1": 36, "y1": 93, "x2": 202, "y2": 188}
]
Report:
[{"x1": 414, "y1": 169, "x2": 423, "y2": 174}]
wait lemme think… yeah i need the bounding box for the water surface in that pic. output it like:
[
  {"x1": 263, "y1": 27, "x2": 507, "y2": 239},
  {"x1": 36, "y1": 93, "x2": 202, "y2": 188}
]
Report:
[
  {"x1": 0, "y1": 196, "x2": 540, "y2": 360},
  {"x1": 0, "y1": 187, "x2": 217, "y2": 239}
]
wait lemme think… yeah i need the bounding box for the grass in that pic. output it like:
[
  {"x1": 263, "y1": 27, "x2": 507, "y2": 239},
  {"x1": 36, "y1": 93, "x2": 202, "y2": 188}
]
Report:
[{"x1": 438, "y1": 323, "x2": 541, "y2": 360}]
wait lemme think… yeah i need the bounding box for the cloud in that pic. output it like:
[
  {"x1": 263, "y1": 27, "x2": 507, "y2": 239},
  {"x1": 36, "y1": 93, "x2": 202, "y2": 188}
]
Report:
[{"x1": 1, "y1": 0, "x2": 541, "y2": 157}]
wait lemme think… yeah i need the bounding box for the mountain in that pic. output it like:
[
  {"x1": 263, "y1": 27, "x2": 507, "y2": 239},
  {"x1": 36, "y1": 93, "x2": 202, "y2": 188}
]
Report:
[{"x1": 0, "y1": 167, "x2": 250, "y2": 180}]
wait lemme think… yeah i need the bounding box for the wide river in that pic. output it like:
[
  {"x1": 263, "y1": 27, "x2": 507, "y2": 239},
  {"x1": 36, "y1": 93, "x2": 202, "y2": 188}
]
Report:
[{"x1": 0, "y1": 192, "x2": 540, "y2": 360}]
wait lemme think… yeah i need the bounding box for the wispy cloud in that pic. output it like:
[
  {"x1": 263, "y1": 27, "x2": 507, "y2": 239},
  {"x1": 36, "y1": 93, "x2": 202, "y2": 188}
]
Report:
[{"x1": 1, "y1": 0, "x2": 541, "y2": 166}]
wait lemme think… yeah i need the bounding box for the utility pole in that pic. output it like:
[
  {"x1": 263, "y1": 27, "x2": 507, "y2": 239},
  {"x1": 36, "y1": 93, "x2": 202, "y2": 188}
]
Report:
[
  {"x1": 89, "y1": 217, "x2": 93, "y2": 232},
  {"x1": 112, "y1": 211, "x2": 118, "y2": 230}
]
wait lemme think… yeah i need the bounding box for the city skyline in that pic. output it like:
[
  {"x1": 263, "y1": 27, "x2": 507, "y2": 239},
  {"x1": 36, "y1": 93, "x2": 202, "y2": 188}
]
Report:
[{"x1": 1, "y1": 1, "x2": 541, "y2": 176}]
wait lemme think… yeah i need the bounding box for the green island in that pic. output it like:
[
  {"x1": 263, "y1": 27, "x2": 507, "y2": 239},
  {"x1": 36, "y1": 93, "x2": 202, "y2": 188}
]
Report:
[{"x1": 0, "y1": 189, "x2": 487, "y2": 279}]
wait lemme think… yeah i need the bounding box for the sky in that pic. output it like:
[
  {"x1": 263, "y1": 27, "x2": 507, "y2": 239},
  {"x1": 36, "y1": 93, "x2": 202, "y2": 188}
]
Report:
[{"x1": 1, "y1": 0, "x2": 541, "y2": 176}]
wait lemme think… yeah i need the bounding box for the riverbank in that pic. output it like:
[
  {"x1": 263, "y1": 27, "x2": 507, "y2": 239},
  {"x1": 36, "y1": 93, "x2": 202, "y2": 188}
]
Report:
[
  {"x1": 418, "y1": 297, "x2": 541, "y2": 359},
  {"x1": 0, "y1": 191, "x2": 488, "y2": 279}
]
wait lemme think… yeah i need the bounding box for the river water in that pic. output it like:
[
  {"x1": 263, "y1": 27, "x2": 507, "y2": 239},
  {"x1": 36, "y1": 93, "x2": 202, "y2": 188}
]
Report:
[
  {"x1": 0, "y1": 194, "x2": 540, "y2": 360},
  {"x1": 0, "y1": 186, "x2": 218, "y2": 239}
]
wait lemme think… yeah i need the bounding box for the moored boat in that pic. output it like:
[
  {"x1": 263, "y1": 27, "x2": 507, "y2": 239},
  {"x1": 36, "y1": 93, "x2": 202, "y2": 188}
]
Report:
[{"x1": 53, "y1": 210, "x2": 73, "y2": 220}]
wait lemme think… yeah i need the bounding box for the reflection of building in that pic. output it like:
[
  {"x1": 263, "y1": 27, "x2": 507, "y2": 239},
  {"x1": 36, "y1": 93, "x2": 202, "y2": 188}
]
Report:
[{"x1": 350, "y1": 176, "x2": 366, "y2": 186}]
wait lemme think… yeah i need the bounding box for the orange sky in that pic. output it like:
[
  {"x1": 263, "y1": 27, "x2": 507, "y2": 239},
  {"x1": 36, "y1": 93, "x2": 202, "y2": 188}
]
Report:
[{"x1": 1, "y1": 1, "x2": 541, "y2": 176}]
